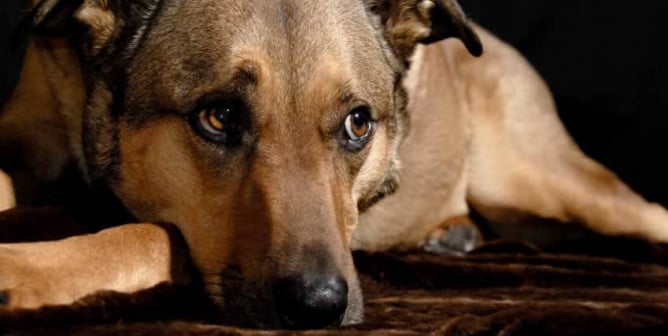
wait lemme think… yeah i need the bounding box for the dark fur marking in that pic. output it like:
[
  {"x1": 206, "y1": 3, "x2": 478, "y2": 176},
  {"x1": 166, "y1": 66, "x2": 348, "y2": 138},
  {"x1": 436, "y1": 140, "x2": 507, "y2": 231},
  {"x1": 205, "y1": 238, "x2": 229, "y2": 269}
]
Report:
[
  {"x1": 81, "y1": 83, "x2": 121, "y2": 186},
  {"x1": 87, "y1": 0, "x2": 166, "y2": 185},
  {"x1": 23, "y1": 0, "x2": 166, "y2": 186},
  {"x1": 25, "y1": 0, "x2": 85, "y2": 37},
  {"x1": 90, "y1": 0, "x2": 166, "y2": 94},
  {"x1": 112, "y1": 0, "x2": 167, "y2": 63}
]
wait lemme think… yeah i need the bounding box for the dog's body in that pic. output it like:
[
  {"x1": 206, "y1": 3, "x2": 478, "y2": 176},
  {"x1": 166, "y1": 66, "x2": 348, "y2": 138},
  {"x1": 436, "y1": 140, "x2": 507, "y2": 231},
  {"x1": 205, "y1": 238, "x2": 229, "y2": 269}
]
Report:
[
  {"x1": 356, "y1": 29, "x2": 668, "y2": 251},
  {"x1": 2, "y1": 0, "x2": 668, "y2": 329}
]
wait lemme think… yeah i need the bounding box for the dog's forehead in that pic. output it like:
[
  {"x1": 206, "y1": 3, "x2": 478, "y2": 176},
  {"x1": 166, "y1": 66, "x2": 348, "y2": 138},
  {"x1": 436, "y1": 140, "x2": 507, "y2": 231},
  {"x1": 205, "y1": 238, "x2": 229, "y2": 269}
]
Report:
[{"x1": 126, "y1": 0, "x2": 396, "y2": 112}]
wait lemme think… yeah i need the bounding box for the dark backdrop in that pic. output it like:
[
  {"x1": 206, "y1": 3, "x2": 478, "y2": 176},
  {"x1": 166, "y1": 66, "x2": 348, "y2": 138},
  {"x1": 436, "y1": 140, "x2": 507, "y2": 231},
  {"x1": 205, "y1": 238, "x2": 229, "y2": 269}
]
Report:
[
  {"x1": 0, "y1": 0, "x2": 27, "y2": 104},
  {"x1": 2, "y1": 1, "x2": 668, "y2": 205}
]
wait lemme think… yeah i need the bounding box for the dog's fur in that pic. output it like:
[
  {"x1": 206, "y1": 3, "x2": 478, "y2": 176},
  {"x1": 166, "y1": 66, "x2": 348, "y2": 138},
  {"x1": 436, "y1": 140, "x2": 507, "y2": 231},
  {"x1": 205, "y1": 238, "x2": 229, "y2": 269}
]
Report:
[
  {"x1": 0, "y1": 171, "x2": 13, "y2": 210},
  {"x1": 2, "y1": 0, "x2": 668, "y2": 329}
]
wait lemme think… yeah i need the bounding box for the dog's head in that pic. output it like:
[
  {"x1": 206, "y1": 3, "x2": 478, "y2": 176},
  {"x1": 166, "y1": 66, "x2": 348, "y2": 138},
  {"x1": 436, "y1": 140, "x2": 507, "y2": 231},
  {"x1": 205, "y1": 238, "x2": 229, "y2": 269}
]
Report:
[{"x1": 30, "y1": 0, "x2": 480, "y2": 329}]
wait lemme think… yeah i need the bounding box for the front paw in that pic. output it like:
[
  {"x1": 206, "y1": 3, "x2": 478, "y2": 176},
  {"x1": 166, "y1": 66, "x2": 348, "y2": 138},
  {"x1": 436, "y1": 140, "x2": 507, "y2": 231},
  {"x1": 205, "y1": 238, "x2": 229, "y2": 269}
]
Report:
[
  {"x1": 0, "y1": 248, "x2": 72, "y2": 309},
  {"x1": 0, "y1": 285, "x2": 76, "y2": 310},
  {"x1": 0, "y1": 287, "x2": 57, "y2": 310}
]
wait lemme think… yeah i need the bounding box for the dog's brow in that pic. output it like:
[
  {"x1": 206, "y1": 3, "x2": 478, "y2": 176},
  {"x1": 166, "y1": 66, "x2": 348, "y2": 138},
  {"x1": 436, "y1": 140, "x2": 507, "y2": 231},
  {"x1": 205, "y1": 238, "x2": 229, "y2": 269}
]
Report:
[
  {"x1": 339, "y1": 83, "x2": 356, "y2": 104},
  {"x1": 219, "y1": 66, "x2": 258, "y2": 99},
  {"x1": 340, "y1": 91, "x2": 354, "y2": 105},
  {"x1": 232, "y1": 66, "x2": 259, "y2": 87},
  {"x1": 177, "y1": 67, "x2": 258, "y2": 115}
]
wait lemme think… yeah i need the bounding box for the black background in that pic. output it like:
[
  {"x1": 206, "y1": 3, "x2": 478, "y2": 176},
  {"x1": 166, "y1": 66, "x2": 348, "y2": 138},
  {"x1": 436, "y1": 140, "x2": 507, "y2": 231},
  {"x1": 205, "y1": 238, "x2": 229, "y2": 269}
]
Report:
[
  {"x1": 2, "y1": 1, "x2": 668, "y2": 205},
  {"x1": 0, "y1": 0, "x2": 27, "y2": 104}
]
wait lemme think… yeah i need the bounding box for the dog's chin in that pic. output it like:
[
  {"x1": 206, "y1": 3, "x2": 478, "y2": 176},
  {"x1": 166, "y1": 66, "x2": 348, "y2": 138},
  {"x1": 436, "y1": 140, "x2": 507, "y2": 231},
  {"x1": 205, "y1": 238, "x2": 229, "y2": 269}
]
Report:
[
  {"x1": 209, "y1": 293, "x2": 363, "y2": 330},
  {"x1": 341, "y1": 272, "x2": 365, "y2": 327},
  {"x1": 206, "y1": 270, "x2": 364, "y2": 329}
]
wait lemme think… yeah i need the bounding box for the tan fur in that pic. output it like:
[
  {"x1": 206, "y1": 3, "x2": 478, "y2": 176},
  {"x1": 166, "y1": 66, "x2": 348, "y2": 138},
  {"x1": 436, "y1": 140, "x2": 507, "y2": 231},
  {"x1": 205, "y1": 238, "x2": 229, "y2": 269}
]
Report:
[
  {"x1": 354, "y1": 43, "x2": 471, "y2": 251},
  {"x1": 356, "y1": 26, "x2": 668, "y2": 251},
  {"x1": 0, "y1": 224, "x2": 181, "y2": 309},
  {"x1": 0, "y1": 170, "x2": 14, "y2": 211},
  {"x1": 74, "y1": 1, "x2": 116, "y2": 52},
  {"x1": 461, "y1": 28, "x2": 668, "y2": 241},
  {"x1": 1, "y1": 0, "x2": 667, "y2": 328}
]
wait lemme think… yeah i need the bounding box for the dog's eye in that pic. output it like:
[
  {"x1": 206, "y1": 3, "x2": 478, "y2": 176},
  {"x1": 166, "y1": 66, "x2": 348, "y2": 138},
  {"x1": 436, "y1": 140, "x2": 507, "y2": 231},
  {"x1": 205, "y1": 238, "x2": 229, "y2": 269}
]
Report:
[
  {"x1": 342, "y1": 107, "x2": 374, "y2": 151},
  {"x1": 189, "y1": 100, "x2": 244, "y2": 145},
  {"x1": 200, "y1": 108, "x2": 228, "y2": 134},
  {"x1": 344, "y1": 108, "x2": 373, "y2": 141}
]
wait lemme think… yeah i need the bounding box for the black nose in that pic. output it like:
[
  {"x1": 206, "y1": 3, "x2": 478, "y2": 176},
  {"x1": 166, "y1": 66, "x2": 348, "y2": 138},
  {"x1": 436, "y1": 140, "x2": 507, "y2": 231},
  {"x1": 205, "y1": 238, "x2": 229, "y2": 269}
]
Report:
[{"x1": 274, "y1": 274, "x2": 348, "y2": 329}]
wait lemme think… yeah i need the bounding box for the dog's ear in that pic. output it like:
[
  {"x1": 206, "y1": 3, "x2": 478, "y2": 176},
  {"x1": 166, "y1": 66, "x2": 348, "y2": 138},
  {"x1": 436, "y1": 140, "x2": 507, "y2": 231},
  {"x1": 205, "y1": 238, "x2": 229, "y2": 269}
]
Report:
[
  {"x1": 368, "y1": 0, "x2": 482, "y2": 62},
  {"x1": 27, "y1": 0, "x2": 159, "y2": 56}
]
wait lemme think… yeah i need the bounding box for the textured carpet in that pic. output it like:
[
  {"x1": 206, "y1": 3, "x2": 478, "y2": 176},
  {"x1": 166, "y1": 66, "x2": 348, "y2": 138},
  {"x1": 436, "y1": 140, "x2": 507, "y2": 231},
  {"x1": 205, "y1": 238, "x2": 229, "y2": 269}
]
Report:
[{"x1": 2, "y1": 235, "x2": 668, "y2": 335}]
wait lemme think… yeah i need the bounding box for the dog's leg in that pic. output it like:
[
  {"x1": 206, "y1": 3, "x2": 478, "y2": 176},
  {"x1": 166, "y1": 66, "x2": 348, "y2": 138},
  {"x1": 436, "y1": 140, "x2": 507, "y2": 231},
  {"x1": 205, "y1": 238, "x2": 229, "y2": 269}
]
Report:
[
  {"x1": 0, "y1": 170, "x2": 15, "y2": 212},
  {"x1": 0, "y1": 223, "x2": 191, "y2": 309},
  {"x1": 463, "y1": 29, "x2": 668, "y2": 242}
]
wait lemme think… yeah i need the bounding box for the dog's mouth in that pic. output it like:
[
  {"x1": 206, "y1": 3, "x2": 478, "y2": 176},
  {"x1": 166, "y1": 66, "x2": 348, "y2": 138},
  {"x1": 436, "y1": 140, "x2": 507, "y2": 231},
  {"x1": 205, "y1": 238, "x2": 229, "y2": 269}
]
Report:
[{"x1": 201, "y1": 267, "x2": 277, "y2": 329}]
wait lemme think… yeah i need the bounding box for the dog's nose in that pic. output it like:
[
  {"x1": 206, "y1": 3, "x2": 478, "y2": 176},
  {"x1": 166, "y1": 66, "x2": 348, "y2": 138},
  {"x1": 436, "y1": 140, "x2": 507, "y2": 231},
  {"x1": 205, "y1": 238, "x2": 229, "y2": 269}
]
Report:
[{"x1": 274, "y1": 274, "x2": 348, "y2": 329}]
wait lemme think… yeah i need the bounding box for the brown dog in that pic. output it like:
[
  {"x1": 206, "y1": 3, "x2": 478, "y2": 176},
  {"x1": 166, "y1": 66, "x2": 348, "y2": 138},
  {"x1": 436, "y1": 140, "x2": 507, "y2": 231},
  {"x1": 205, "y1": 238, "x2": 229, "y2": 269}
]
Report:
[{"x1": 1, "y1": 0, "x2": 668, "y2": 329}]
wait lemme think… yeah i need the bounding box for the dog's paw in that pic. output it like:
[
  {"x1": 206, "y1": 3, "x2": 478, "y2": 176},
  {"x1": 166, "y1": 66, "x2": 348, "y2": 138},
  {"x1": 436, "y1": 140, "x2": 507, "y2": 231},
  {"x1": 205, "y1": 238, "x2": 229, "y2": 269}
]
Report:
[
  {"x1": 0, "y1": 287, "x2": 54, "y2": 310},
  {"x1": 421, "y1": 221, "x2": 481, "y2": 256},
  {"x1": 0, "y1": 284, "x2": 76, "y2": 310},
  {"x1": 0, "y1": 249, "x2": 70, "y2": 310}
]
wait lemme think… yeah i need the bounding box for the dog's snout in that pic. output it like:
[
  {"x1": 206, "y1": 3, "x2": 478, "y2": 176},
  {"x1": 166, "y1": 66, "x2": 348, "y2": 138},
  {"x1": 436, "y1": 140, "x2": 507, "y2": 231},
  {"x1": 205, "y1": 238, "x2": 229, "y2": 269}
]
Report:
[{"x1": 274, "y1": 274, "x2": 348, "y2": 329}]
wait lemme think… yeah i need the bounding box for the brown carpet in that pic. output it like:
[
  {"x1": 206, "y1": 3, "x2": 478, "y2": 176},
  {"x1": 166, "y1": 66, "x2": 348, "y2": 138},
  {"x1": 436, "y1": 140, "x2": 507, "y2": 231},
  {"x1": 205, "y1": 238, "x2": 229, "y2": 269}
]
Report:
[{"x1": 2, "y1": 236, "x2": 668, "y2": 335}]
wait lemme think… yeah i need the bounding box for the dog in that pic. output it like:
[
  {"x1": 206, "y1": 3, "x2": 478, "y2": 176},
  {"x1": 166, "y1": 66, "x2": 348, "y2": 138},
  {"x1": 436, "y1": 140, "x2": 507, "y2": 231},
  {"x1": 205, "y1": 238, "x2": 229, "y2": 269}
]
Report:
[{"x1": 2, "y1": 0, "x2": 668, "y2": 329}]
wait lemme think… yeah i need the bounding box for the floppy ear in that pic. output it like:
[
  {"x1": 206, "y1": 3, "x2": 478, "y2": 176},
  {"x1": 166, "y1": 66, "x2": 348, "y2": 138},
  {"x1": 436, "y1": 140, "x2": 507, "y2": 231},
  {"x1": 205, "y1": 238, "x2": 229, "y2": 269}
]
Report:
[
  {"x1": 368, "y1": 0, "x2": 483, "y2": 62},
  {"x1": 27, "y1": 0, "x2": 159, "y2": 56}
]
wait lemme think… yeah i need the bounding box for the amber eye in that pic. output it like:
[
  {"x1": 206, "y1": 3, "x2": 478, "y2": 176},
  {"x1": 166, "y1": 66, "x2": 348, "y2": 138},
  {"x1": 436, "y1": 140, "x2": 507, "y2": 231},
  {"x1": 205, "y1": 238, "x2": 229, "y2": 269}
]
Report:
[
  {"x1": 199, "y1": 107, "x2": 228, "y2": 134},
  {"x1": 344, "y1": 108, "x2": 372, "y2": 141},
  {"x1": 189, "y1": 100, "x2": 244, "y2": 145},
  {"x1": 341, "y1": 107, "x2": 374, "y2": 152}
]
